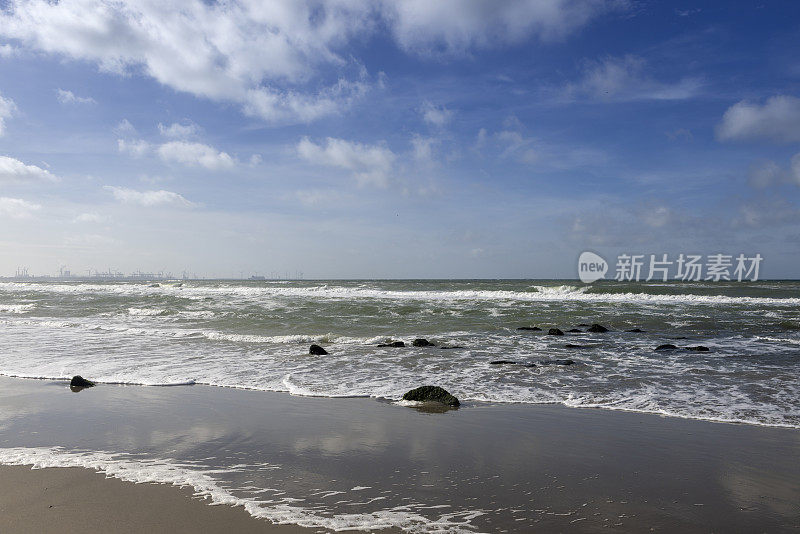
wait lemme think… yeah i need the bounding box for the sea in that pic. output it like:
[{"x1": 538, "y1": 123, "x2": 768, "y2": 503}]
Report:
[
  {"x1": 0, "y1": 279, "x2": 798, "y2": 532},
  {"x1": 0, "y1": 279, "x2": 798, "y2": 427}
]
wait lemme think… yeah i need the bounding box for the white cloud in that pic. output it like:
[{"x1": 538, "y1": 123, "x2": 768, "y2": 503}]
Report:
[
  {"x1": 0, "y1": 197, "x2": 41, "y2": 218},
  {"x1": 249, "y1": 154, "x2": 263, "y2": 167},
  {"x1": 293, "y1": 189, "x2": 343, "y2": 207},
  {"x1": 564, "y1": 55, "x2": 702, "y2": 102},
  {"x1": 482, "y1": 124, "x2": 606, "y2": 170},
  {"x1": 56, "y1": 88, "x2": 96, "y2": 104},
  {"x1": 0, "y1": 155, "x2": 58, "y2": 182},
  {"x1": 793, "y1": 153, "x2": 800, "y2": 184},
  {"x1": 158, "y1": 121, "x2": 200, "y2": 139},
  {"x1": 497, "y1": 130, "x2": 539, "y2": 163},
  {"x1": 748, "y1": 153, "x2": 800, "y2": 187},
  {"x1": 157, "y1": 141, "x2": 235, "y2": 170},
  {"x1": 641, "y1": 206, "x2": 671, "y2": 228},
  {"x1": 738, "y1": 198, "x2": 800, "y2": 228},
  {"x1": 0, "y1": 0, "x2": 377, "y2": 123},
  {"x1": 104, "y1": 186, "x2": 196, "y2": 207},
  {"x1": 74, "y1": 212, "x2": 104, "y2": 223},
  {"x1": 665, "y1": 128, "x2": 693, "y2": 141},
  {"x1": 474, "y1": 128, "x2": 489, "y2": 151},
  {"x1": 0, "y1": 1, "x2": 621, "y2": 123},
  {"x1": 297, "y1": 136, "x2": 396, "y2": 187},
  {"x1": 386, "y1": 0, "x2": 625, "y2": 55},
  {"x1": 242, "y1": 76, "x2": 370, "y2": 123},
  {"x1": 411, "y1": 135, "x2": 438, "y2": 162},
  {"x1": 420, "y1": 101, "x2": 452, "y2": 127},
  {"x1": 117, "y1": 135, "x2": 236, "y2": 170},
  {"x1": 0, "y1": 92, "x2": 17, "y2": 136},
  {"x1": 717, "y1": 95, "x2": 800, "y2": 144},
  {"x1": 749, "y1": 160, "x2": 785, "y2": 188},
  {"x1": 113, "y1": 119, "x2": 137, "y2": 136},
  {"x1": 0, "y1": 44, "x2": 18, "y2": 57},
  {"x1": 64, "y1": 233, "x2": 117, "y2": 246},
  {"x1": 117, "y1": 138, "x2": 150, "y2": 157}
]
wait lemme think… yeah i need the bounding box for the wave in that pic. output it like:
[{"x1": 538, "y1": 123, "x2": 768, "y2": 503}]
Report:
[
  {"x1": 753, "y1": 336, "x2": 800, "y2": 346},
  {"x1": 2, "y1": 281, "x2": 799, "y2": 306},
  {"x1": 127, "y1": 307, "x2": 170, "y2": 316},
  {"x1": 0, "y1": 318, "x2": 396, "y2": 346},
  {"x1": 128, "y1": 308, "x2": 214, "y2": 318},
  {"x1": 2, "y1": 368, "x2": 797, "y2": 429},
  {"x1": 0, "y1": 373, "x2": 197, "y2": 387},
  {"x1": 0, "y1": 447, "x2": 482, "y2": 533},
  {"x1": 0, "y1": 303, "x2": 35, "y2": 313}
]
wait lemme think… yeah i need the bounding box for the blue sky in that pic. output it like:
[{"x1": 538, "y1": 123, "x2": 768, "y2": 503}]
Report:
[{"x1": 0, "y1": 0, "x2": 799, "y2": 278}]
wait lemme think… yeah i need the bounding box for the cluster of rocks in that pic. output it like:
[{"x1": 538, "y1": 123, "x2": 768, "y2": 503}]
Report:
[
  {"x1": 489, "y1": 359, "x2": 574, "y2": 367},
  {"x1": 368, "y1": 338, "x2": 463, "y2": 349},
  {"x1": 62, "y1": 324, "x2": 710, "y2": 407},
  {"x1": 517, "y1": 323, "x2": 610, "y2": 336},
  {"x1": 654, "y1": 344, "x2": 710, "y2": 352}
]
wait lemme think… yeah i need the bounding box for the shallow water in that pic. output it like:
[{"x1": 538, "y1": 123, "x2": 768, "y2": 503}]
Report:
[
  {"x1": 1, "y1": 378, "x2": 798, "y2": 533},
  {"x1": 0, "y1": 279, "x2": 798, "y2": 427}
]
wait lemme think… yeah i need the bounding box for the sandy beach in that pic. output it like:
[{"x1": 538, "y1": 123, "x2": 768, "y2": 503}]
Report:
[
  {"x1": 0, "y1": 464, "x2": 315, "y2": 533},
  {"x1": 2, "y1": 0, "x2": 800, "y2": 531},
  {"x1": 0, "y1": 375, "x2": 798, "y2": 532}
]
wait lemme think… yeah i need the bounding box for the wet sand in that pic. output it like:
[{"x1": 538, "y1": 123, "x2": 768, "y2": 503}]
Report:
[
  {"x1": 0, "y1": 376, "x2": 798, "y2": 532},
  {"x1": 0, "y1": 464, "x2": 315, "y2": 533}
]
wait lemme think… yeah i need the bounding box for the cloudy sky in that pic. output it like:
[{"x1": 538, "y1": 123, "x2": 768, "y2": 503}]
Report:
[{"x1": 0, "y1": 0, "x2": 799, "y2": 278}]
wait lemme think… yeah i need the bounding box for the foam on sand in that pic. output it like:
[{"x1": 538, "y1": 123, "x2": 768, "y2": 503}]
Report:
[{"x1": 0, "y1": 447, "x2": 483, "y2": 532}]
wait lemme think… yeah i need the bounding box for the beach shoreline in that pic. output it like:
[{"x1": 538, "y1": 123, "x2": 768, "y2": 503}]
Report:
[
  {"x1": 0, "y1": 464, "x2": 316, "y2": 534},
  {"x1": 0, "y1": 375, "x2": 798, "y2": 532}
]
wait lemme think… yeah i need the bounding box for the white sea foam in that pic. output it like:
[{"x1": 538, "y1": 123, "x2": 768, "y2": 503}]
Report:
[
  {"x1": 2, "y1": 281, "x2": 800, "y2": 306},
  {"x1": 128, "y1": 307, "x2": 170, "y2": 316},
  {"x1": 0, "y1": 447, "x2": 483, "y2": 533},
  {"x1": 754, "y1": 336, "x2": 800, "y2": 346},
  {"x1": 0, "y1": 303, "x2": 35, "y2": 313},
  {"x1": 0, "y1": 317, "x2": 398, "y2": 347},
  {"x1": 177, "y1": 310, "x2": 216, "y2": 319}
]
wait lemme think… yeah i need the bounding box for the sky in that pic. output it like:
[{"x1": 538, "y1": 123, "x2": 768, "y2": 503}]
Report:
[{"x1": 0, "y1": 0, "x2": 799, "y2": 279}]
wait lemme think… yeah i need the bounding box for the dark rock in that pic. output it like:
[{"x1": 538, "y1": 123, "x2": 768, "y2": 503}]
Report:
[
  {"x1": 149, "y1": 283, "x2": 160, "y2": 288},
  {"x1": 626, "y1": 328, "x2": 644, "y2": 333},
  {"x1": 516, "y1": 326, "x2": 542, "y2": 331},
  {"x1": 548, "y1": 328, "x2": 564, "y2": 336},
  {"x1": 439, "y1": 346, "x2": 464, "y2": 350},
  {"x1": 655, "y1": 344, "x2": 678, "y2": 351},
  {"x1": 70, "y1": 375, "x2": 95, "y2": 388},
  {"x1": 489, "y1": 360, "x2": 517, "y2": 365},
  {"x1": 412, "y1": 338, "x2": 435, "y2": 347},
  {"x1": 539, "y1": 359, "x2": 575, "y2": 366},
  {"x1": 378, "y1": 341, "x2": 405, "y2": 348},
  {"x1": 587, "y1": 324, "x2": 608, "y2": 333},
  {"x1": 686, "y1": 346, "x2": 710, "y2": 352},
  {"x1": 577, "y1": 323, "x2": 590, "y2": 327},
  {"x1": 309, "y1": 344, "x2": 328, "y2": 355},
  {"x1": 566, "y1": 328, "x2": 582, "y2": 333},
  {"x1": 402, "y1": 386, "x2": 460, "y2": 407},
  {"x1": 525, "y1": 363, "x2": 538, "y2": 368},
  {"x1": 564, "y1": 344, "x2": 584, "y2": 349}
]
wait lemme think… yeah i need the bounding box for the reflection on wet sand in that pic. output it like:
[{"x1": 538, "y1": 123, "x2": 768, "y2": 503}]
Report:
[{"x1": 0, "y1": 376, "x2": 798, "y2": 532}]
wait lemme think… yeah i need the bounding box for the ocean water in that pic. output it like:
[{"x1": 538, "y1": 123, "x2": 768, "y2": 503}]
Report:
[{"x1": 0, "y1": 279, "x2": 798, "y2": 428}]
